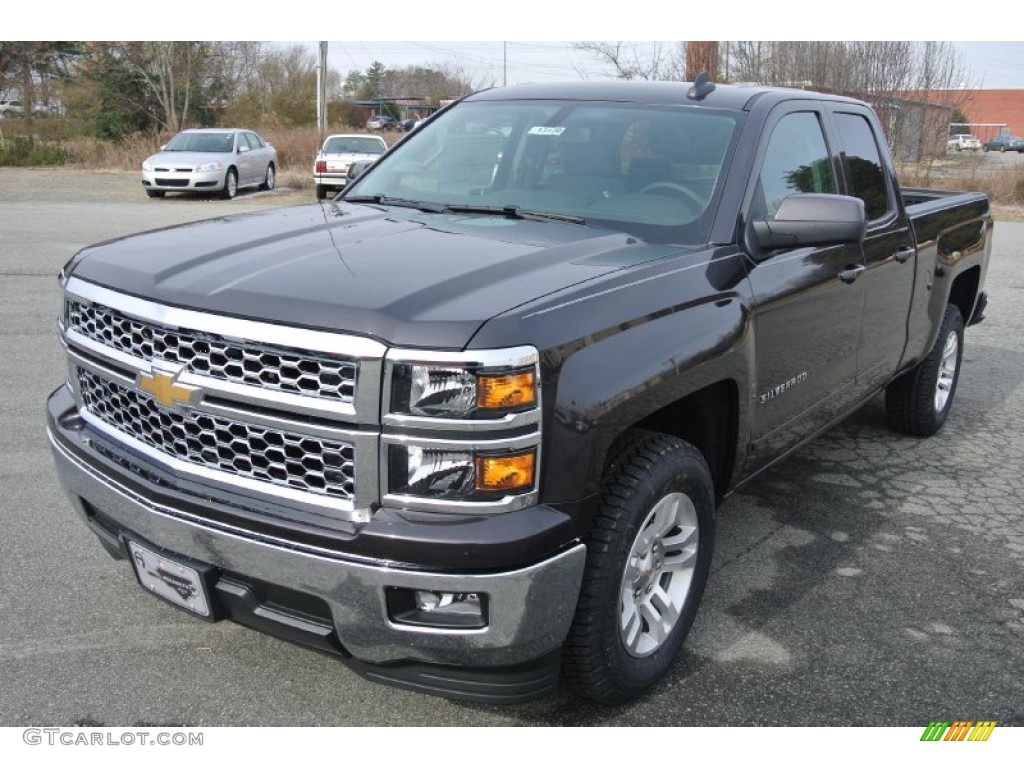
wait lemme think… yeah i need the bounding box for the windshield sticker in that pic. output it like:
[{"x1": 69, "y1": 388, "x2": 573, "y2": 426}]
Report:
[{"x1": 528, "y1": 126, "x2": 566, "y2": 136}]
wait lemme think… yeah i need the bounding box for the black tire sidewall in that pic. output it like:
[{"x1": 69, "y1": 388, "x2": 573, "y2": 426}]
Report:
[
  {"x1": 931, "y1": 306, "x2": 965, "y2": 426},
  {"x1": 569, "y1": 437, "x2": 715, "y2": 700}
]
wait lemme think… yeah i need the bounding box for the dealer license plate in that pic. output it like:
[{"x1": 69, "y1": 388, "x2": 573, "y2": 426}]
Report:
[{"x1": 128, "y1": 540, "x2": 212, "y2": 618}]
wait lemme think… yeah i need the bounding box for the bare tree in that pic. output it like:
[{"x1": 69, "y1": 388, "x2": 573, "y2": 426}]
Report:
[
  {"x1": 726, "y1": 41, "x2": 977, "y2": 160},
  {"x1": 573, "y1": 42, "x2": 686, "y2": 81}
]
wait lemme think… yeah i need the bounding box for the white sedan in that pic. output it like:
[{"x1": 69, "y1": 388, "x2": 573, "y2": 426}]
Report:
[{"x1": 314, "y1": 134, "x2": 388, "y2": 200}]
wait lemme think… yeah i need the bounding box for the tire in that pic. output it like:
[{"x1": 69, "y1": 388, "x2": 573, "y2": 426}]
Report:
[
  {"x1": 563, "y1": 430, "x2": 714, "y2": 704},
  {"x1": 315, "y1": 184, "x2": 327, "y2": 200},
  {"x1": 885, "y1": 304, "x2": 964, "y2": 437},
  {"x1": 221, "y1": 168, "x2": 238, "y2": 200},
  {"x1": 145, "y1": 189, "x2": 165, "y2": 198},
  {"x1": 1000, "y1": 145, "x2": 1006, "y2": 153},
  {"x1": 260, "y1": 164, "x2": 275, "y2": 191}
]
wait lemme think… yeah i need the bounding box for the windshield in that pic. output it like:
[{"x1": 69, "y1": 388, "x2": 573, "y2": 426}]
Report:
[
  {"x1": 323, "y1": 137, "x2": 386, "y2": 155},
  {"x1": 345, "y1": 99, "x2": 741, "y2": 243},
  {"x1": 164, "y1": 132, "x2": 236, "y2": 153}
]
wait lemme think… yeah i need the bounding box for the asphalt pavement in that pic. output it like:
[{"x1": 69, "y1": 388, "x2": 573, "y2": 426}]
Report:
[{"x1": 1, "y1": 170, "x2": 1021, "y2": 726}]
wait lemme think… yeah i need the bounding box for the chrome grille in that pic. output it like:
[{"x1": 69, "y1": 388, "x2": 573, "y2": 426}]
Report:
[
  {"x1": 76, "y1": 367, "x2": 355, "y2": 501},
  {"x1": 67, "y1": 300, "x2": 357, "y2": 402}
]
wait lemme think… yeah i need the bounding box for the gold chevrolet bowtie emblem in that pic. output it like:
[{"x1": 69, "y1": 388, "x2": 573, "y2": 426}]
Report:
[{"x1": 137, "y1": 368, "x2": 198, "y2": 409}]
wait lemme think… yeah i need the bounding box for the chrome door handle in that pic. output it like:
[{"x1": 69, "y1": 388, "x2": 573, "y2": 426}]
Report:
[
  {"x1": 894, "y1": 246, "x2": 916, "y2": 264},
  {"x1": 838, "y1": 265, "x2": 866, "y2": 284}
]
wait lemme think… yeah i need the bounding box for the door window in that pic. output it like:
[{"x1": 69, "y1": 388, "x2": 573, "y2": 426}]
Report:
[
  {"x1": 833, "y1": 113, "x2": 891, "y2": 221},
  {"x1": 754, "y1": 112, "x2": 836, "y2": 218}
]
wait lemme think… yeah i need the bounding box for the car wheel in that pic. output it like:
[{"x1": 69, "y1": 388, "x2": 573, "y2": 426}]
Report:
[
  {"x1": 562, "y1": 430, "x2": 714, "y2": 704},
  {"x1": 885, "y1": 304, "x2": 964, "y2": 437},
  {"x1": 221, "y1": 168, "x2": 238, "y2": 200},
  {"x1": 145, "y1": 190, "x2": 165, "y2": 199},
  {"x1": 315, "y1": 184, "x2": 328, "y2": 200},
  {"x1": 260, "y1": 164, "x2": 275, "y2": 191}
]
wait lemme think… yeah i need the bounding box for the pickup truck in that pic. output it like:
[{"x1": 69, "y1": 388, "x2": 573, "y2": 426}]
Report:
[{"x1": 47, "y1": 81, "x2": 991, "y2": 705}]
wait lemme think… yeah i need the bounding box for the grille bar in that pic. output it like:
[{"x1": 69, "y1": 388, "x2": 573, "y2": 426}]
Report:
[
  {"x1": 67, "y1": 299, "x2": 357, "y2": 403},
  {"x1": 77, "y1": 367, "x2": 356, "y2": 502}
]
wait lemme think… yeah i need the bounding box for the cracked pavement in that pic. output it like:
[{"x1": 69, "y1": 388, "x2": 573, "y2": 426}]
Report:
[{"x1": 0, "y1": 170, "x2": 1020, "y2": 726}]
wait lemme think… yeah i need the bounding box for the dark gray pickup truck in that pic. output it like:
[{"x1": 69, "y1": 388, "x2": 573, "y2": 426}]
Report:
[{"x1": 47, "y1": 81, "x2": 991, "y2": 705}]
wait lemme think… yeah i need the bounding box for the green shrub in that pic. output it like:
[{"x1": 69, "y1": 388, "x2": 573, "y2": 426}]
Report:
[{"x1": 0, "y1": 135, "x2": 68, "y2": 166}]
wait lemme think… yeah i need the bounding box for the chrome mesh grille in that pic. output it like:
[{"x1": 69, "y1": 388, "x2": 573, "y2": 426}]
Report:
[
  {"x1": 67, "y1": 300, "x2": 357, "y2": 402},
  {"x1": 76, "y1": 367, "x2": 355, "y2": 501}
]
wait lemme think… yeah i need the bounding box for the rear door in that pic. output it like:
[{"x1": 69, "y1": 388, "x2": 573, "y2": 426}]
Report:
[
  {"x1": 742, "y1": 105, "x2": 867, "y2": 474},
  {"x1": 827, "y1": 107, "x2": 916, "y2": 394}
]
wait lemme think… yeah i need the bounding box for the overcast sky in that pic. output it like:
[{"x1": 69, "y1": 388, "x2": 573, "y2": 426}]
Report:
[{"x1": 13, "y1": 2, "x2": 1023, "y2": 89}]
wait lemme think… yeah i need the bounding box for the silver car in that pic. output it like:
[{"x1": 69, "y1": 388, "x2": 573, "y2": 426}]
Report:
[
  {"x1": 141, "y1": 128, "x2": 278, "y2": 199},
  {"x1": 313, "y1": 133, "x2": 388, "y2": 199}
]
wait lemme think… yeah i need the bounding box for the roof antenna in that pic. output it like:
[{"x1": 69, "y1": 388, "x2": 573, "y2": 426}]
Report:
[{"x1": 687, "y1": 72, "x2": 716, "y2": 101}]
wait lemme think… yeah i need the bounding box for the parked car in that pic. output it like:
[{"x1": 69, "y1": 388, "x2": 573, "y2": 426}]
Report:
[
  {"x1": 982, "y1": 134, "x2": 1024, "y2": 152},
  {"x1": 140, "y1": 128, "x2": 278, "y2": 200},
  {"x1": 947, "y1": 133, "x2": 981, "y2": 152},
  {"x1": 0, "y1": 100, "x2": 23, "y2": 118},
  {"x1": 313, "y1": 133, "x2": 388, "y2": 200},
  {"x1": 366, "y1": 114, "x2": 397, "y2": 130}
]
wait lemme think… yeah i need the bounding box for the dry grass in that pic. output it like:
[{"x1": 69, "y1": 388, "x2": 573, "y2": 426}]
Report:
[{"x1": 896, "y1": 156, "x2": 1024, "y2": 206}]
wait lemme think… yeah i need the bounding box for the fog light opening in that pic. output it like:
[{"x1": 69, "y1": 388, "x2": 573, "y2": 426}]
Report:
[{"x1": 386, "y1": 587, "x2": 488, "y2": 629}]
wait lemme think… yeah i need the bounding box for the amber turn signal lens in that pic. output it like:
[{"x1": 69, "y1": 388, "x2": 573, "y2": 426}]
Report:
[
  {"x1": 476, "y1": 371, "x2": 536, "y2": 410},
  {"x1": 475, "y1": 451, "x2": 536, "y2": 493}
]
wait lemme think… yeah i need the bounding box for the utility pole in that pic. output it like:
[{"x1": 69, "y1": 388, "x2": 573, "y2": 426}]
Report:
[{"x1": 316, "y1": 41, "x2": 328, "y2": 137}]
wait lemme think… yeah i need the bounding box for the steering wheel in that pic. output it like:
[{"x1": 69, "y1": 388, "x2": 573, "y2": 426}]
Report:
[{"x1": 639, "y1": 182, "x2": 706, "y2": 212}]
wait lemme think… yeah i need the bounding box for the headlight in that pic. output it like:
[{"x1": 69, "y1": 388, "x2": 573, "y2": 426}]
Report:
[
  {"x1": 196, "y1": 161, "x2": 223, "y2": 172},
  {"x1": 141, "y1": 160, "x2": 153, "y2": 171},
  {"x1": 382, "y1": 346, "x2": 542, "y2": 513},
  {"x1": 388, "y1": 445, "x2": 536, "y2": 500},
  {"x1": 387, "y1": 347, "x2": 539, "y2": 421}
]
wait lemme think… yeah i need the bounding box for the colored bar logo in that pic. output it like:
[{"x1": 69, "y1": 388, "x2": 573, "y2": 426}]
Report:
[{"x1": 921, "y1": 721, "x2": 997, "y2": 741}]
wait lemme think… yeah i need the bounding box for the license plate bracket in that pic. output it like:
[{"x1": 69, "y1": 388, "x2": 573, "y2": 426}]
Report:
[{"x1": 126, "y1": 537, "x2": 220, "y2": 621}]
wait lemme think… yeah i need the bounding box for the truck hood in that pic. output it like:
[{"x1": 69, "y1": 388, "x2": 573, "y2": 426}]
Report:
[{"x1": 67, "y1": 201, "x2": 665, "y2": 349}]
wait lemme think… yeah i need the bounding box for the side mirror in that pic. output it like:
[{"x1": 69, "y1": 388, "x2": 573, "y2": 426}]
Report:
[
  {"x1": 159, "y1": 144, "x2": 166, "y2": 151},
  {"x1": 751, "y1": 194, "x2": 866, "y2": 256},
  {"x1": 237, "y1": 145, "x2": 249, "y2": 154},
  {"x1": 347, "y1": 160, "x2": 374, "y2": 181}
]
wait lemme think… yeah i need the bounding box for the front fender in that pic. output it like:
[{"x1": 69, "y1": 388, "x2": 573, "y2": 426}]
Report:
[{"x1": 542, "y1": 296, "x2": 753, "y2": 506}]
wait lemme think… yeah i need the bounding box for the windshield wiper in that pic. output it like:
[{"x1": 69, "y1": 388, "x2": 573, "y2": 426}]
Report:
[
  {"x1": 342, "y1": 194, "x2": 446, "y2": 213},
  {"x1": 443, "y1": 204, "x2": 585, "y2": 225}
]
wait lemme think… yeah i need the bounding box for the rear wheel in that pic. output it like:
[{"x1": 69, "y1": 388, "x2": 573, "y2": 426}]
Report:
[
  {"x1": 315, "y1": 184, "x2": 327, "y2": 200},
  {"x1": 221, "y1": 168, "x2": 238, "y2": 200},
  {"x1": 886, "y1": 304, "x2": 964, "y2": 436},
  {"x1": 563, "y1": 430, "x2": 714, "y2": 704}
]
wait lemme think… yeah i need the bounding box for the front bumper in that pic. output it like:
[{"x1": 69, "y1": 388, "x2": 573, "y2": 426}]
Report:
[
  {"x1": 141, "y1": 169, "x2": 225, "y2": 192},
  {"x1": 47, "y1": 385, "x2": 585, "y2": 678}
]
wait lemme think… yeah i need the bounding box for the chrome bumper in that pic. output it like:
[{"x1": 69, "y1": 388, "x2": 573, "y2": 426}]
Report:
[{"x1": 49, "y1": 426, "x2": 586, "y2": 667}]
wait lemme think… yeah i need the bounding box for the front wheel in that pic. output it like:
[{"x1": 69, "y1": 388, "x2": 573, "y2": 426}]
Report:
[
  {"x1": 563, "y1": 431, "x2": 714, "y2": 704},
  {"x1": 260, "y1": 164, "x2": 275, "y2": 191},
  {"x1": 145, "y1": 189, "x2": 165, "y2": 199},
  {"x1": 885, "y1": 304, "x2": 964, "y2": 436},
  {"x1": 221, "y1": 168, "x2": 238, "y2": 200}
]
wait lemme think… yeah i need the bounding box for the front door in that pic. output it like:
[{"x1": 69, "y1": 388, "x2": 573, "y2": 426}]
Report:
[{"x1": 742, "y1": 109, "x2": 867, "y2": 474}]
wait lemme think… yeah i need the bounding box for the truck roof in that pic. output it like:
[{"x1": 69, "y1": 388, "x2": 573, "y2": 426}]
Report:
[{"x1": 465, "y1": 80, "x2": 870, "y2": 112}]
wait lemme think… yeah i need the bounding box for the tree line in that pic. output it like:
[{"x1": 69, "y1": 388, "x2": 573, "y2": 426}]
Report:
[{"x1": 0, "y1": 42, "x2": 482, "y2": 139}]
